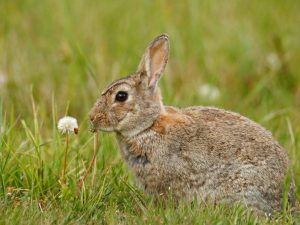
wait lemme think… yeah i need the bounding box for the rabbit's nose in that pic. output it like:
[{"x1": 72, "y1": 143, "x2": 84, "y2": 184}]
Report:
[
  {"x1": 89, "y1": 114, "x2": 95, "y2": 122},
  {"x1": 89, "y1": 111, "x2": 96, "y2": 122}
]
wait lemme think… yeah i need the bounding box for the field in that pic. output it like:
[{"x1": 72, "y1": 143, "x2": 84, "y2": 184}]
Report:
[{"x1": 1, "y1": 0, "x2": 300, "y2": 224}]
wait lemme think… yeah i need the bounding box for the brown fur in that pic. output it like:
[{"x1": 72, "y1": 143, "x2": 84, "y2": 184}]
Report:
[
  {"x1": 151, "y1": 107, "x2": 189, "y2": 134},
  {"x1": 89, "y1": 34, "x2": 295, "y2": 215}
]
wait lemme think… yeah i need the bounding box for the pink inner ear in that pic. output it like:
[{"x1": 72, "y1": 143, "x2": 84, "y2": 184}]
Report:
[{"x1": 149, "y1": 40, "x2": 168, "y2": 86}]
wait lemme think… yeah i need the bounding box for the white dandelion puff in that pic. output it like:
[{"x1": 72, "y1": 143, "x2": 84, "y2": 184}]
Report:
[
  {"x1": 0, "y1": 70, "x2": 7, "y2": 86},
  {"x1": 57, "y1": 116, "x2": 78, "y2": 134},
  {"x1": 198, "y1": 84, "x2": 220, "y2": 101},
  {"x1": 266, "y1": 53, "x2": 281, "y2": 72}
]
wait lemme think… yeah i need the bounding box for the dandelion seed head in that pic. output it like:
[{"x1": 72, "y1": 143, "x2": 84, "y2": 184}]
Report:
[
  {"x1": 198, "y1": 84, "x2": 220, "y2": 101},
  {"x1": 57, "y1": 116, "x2": 78, "y2": 134},
  {"x1": 266, "y1": 53, "x2": 281, "y2": 72},
  {"x1": 0, "y1": 71, "x2": 7, "y2": 86}
]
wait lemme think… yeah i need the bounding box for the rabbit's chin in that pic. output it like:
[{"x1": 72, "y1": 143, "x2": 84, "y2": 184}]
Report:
[{"x1": 98, "y1": 127, "x2": 114, "y2": 132}]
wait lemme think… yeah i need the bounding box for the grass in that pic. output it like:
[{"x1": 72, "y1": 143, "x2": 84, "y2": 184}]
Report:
[{"x1": 0, "y1": 0, "x2": 300, "y2": 224}]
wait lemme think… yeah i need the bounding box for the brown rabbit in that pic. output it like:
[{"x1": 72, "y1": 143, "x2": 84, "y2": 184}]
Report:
[{"x1": 89, "y1": 34, "x2": 295, "y2": 214}]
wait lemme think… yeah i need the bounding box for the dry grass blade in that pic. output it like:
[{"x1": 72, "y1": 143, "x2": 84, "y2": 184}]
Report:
[{"x1": 77, "y1": 132, "x2": 99, "y2": 193}]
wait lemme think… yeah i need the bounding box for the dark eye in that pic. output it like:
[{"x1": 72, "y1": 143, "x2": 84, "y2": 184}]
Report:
[{"x1": 115, "y1": 91, "x2": 128, "y2": 102}]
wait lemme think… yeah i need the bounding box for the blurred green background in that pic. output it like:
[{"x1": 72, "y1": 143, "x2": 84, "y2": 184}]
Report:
[{"x1": 0, "y1": 0, "x2": 300, "y2": 224}]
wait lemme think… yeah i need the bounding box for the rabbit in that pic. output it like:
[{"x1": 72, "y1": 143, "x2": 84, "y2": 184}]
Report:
[{"x1": 89, "y1": 34, "x2": 295, "y2": 214}]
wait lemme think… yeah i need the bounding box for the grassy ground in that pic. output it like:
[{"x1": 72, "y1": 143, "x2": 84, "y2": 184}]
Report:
[{"x1": 0, "y1": 0, "x2": 300, "y2": 224}]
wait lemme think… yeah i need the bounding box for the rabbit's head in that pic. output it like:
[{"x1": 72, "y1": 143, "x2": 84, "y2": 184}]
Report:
[{"x1": 89, "y1": 34, "x2": 169, "y2": 137}]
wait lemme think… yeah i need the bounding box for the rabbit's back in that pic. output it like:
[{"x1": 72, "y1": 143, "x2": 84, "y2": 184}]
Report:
[{"x1": 181, "y1": 106, "x2": 287, "y2": 166}]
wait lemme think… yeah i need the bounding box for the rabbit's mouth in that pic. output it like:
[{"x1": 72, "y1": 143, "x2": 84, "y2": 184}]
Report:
[
  {"x1": 89, "y1": 109, "x2": 115, "y2": 132},
  {"x1": 89, "y1": 123, "x2": 97, "y2": 133}
]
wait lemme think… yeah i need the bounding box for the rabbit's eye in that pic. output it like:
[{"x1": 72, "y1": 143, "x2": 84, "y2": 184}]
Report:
[{"x1": 115, "y1": 91, "x2": 128, "y2": 102}]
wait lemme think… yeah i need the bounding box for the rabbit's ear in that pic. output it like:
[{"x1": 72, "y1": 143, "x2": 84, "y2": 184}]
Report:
[{"x1": 137, "y1": 34, "x2": 169, "y2": 88}]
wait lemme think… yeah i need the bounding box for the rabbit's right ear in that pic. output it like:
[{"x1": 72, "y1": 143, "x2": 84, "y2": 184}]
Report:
[{"x1": 137, "y1": 34, "x2": 169, "y2": 89}]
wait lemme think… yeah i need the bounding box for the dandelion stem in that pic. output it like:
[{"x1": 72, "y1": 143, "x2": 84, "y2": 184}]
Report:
[
  {"x1": 62, "y1": 132, "x2": 69, "y2": 183},
  {"x1": 77, "y1": 132, "x2": 98, "y2": 192},
  {"x1": 91, "y1": 155, "x2": 97, "y2": 188}
]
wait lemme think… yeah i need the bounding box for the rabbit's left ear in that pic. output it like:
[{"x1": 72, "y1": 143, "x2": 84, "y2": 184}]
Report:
[{"x1": 137, "y1": 34, "x2": 169, "y2": 88}]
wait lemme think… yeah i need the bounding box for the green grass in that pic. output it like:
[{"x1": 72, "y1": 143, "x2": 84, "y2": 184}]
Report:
[{"x1": 0, "y1": 0, "x2": 300, "y2": 224}]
